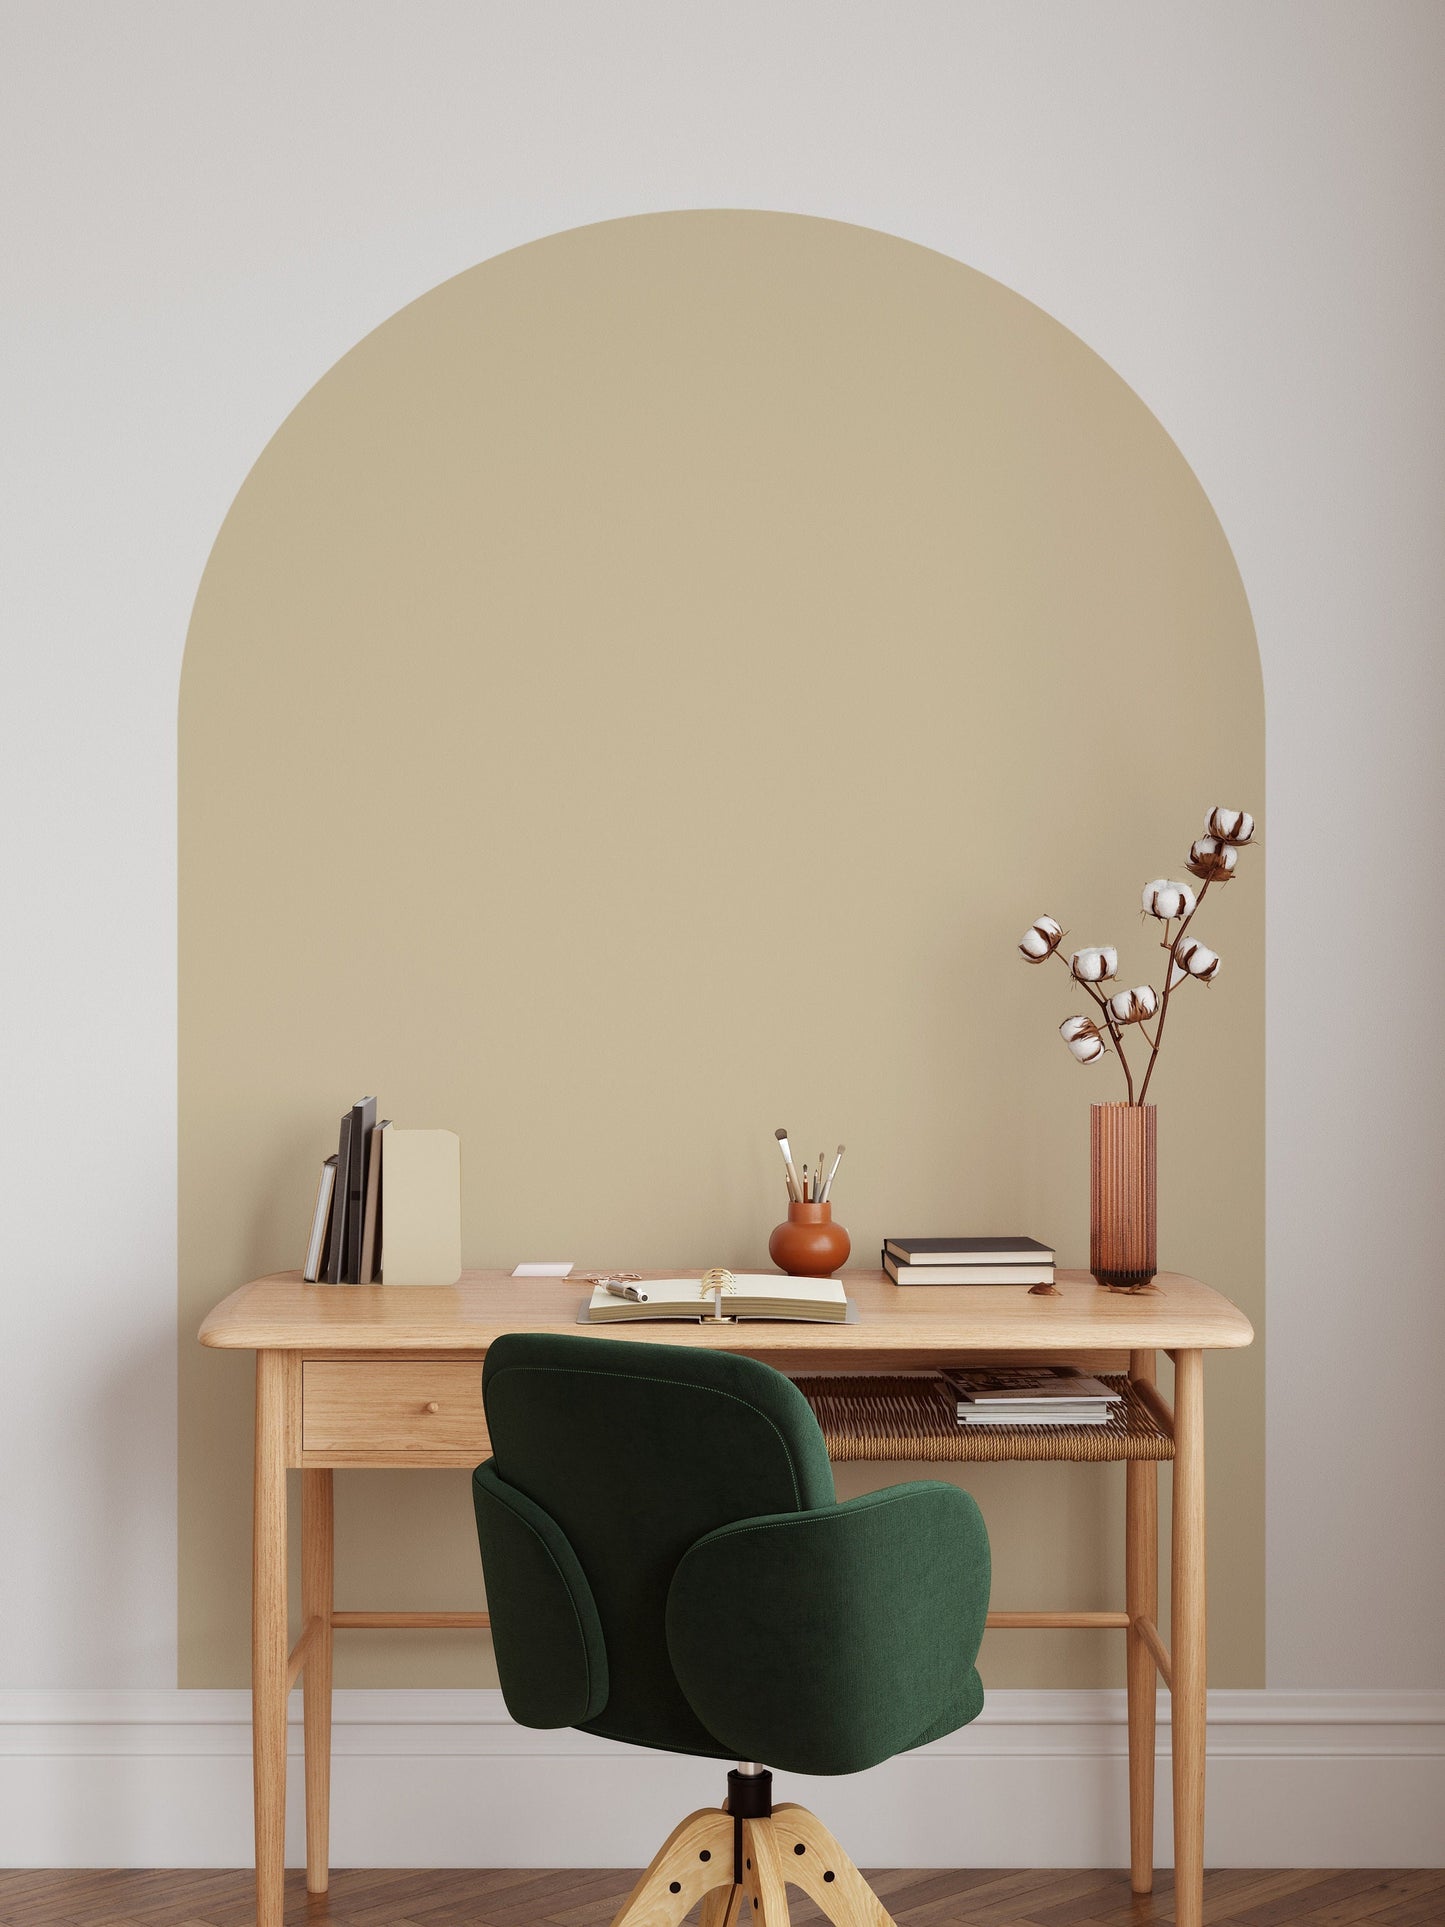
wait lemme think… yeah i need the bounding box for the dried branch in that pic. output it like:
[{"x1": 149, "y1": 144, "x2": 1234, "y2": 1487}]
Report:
[{"x1": 1137, "y1": 877, "x2": 1211, "y2": 1105}]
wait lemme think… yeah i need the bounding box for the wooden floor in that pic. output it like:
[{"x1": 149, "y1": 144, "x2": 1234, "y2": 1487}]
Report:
[{"x1": 1, "y1": 1868, "x2": 1443, "y2": 1927}]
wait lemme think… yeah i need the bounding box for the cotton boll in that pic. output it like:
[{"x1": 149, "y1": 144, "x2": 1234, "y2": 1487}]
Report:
[
  {"x1": 1108, "y1": 985, "x2": 1159, "y2": 1024},
  {"x1": 1168, "y1": 938, "x2": 1220, "y2": 987},
  {"x1": 1060, "y1": 1015, "x2": 1106, "y2": 1062},
  {"x1": 1070, "y1": 946, "x2": 1119, "y2": 984},
  {"x1": 1019, "y1": 915, "x2": 1064, "y2": 962},
  {"x1": 1205, "y1": 807, "x2": 1254, "y2": 845},
  {"x1": 1142, "y1": 879, "x2": 1196, "y2": 920},
  {"x1": 1186, "y1": 837, "x2": 1238, "y2": 882}
]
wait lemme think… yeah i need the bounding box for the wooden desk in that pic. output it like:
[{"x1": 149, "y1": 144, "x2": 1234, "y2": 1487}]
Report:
[{"x1": 200, "y1": 1268, "x2": 1252, "y2": 1927}]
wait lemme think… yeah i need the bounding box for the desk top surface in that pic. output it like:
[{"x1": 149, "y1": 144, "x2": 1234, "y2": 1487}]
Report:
[{"x1": 199, "y1": 1268, "x2": 1252, "y2": 1355}]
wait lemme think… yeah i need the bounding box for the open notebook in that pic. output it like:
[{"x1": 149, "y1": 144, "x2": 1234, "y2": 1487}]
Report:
[{"x1": 582, "y1": 1272, "x2": 850, "y2": 1324}]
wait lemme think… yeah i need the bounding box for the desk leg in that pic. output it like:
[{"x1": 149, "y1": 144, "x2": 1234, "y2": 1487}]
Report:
[
  {"x1": 302, "y1": 1469, "x2": 334, "y2": 1893},
  {"x1": 1125, "y1": 1349, "x2": 1158, "y2": 1894},
  {"x1": 1171, "y1": 1349, "x2": 1207, "y2": 1927},
  {"x1": 253, "y1": 1351, "x2": 289, "y2": 1927}
]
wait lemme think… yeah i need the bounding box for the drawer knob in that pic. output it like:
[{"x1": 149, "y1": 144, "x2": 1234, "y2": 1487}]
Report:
[{"x1": 423, "y1": 1401, "x2": 440, "y2": 1414}]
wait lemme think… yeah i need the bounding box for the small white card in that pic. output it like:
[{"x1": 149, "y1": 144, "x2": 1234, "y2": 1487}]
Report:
[{"x1": 512, "y1": 1261, "x2": 575, "y2": 1277}]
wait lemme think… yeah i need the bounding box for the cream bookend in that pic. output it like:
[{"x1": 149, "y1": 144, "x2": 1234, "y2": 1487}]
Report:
[{"x1": 380, "y1": 1129, "x2": 461, "y2": 1284}]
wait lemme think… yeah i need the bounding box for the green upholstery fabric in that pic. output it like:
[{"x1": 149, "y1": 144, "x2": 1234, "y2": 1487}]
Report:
[
  {"x1": 472, "y1": 1460, "x2": 608, "y2": 1727},
  {"x1": 665, "y1": 1483, "x2": 989, "y2": 1775},
  {"x1": 479, "y1": 1333, "x2": 836, "y2": 1757},
  {"x1": 473, "y1": 1331, "x2": 990, "y2": 1773}
]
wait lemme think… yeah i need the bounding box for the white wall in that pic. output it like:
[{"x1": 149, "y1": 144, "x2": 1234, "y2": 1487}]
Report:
[{"x1": 2, "y1": 0, "x2": 1442, "y2": 1716}]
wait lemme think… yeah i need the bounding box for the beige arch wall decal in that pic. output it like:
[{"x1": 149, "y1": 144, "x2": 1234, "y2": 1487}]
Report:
[{"x1": 179, "y1": 210, "x2": 1263, "y2": 1688}]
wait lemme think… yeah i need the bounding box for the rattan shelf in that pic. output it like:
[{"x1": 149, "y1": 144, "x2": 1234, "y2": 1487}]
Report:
[{"x1": 793, "y1": 1371, "x2": 1174, "y2": 1463}]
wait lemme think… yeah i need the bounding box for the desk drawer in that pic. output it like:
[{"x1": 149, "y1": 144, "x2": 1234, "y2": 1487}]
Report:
[{"x1": 302, "y1": 1360, "x2": 489, "y2": 1462}]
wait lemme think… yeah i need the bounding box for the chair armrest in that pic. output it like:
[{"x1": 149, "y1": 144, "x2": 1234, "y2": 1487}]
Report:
[
  {"x1": 473, "y1": 1460, "x2": 609, "y2": 1727},
  {"x1": 664, "y1": 1481, "x2": 990, "y2": 1776}
]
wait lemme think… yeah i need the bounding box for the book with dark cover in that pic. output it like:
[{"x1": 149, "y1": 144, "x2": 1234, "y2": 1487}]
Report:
[
  {"x1": 884, "y1": 1235, "x2": 1055, "y2": 1265},
  {"x1": 327, "y1": 1111, "x2": 353, "y2": 1283},
  {"x1": 344, "y1": 1096, "x2": 377, "y2": 1284},
  {"x1": 359, "y1": 1119, "x2": 389, "y2": 1284}
]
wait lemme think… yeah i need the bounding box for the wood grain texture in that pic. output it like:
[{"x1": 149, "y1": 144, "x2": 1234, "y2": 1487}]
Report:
[
  {"x1": 740, "y1": 1819, "x2": 793, "y2": 1927},
  {"x1": 1171, "y1": 1348, "x2": 1208, "y2": 1927},
  {"x1": 2, "y1": 1865, "x2": 1439, "y2": 1926},
  {"x1": 301, "y1": 1468, "x2": 333, "y2": 1894},
  {"x1": 211, "y1": 1277, "x2": 1254, "y2": 1927},
  {"x1": 1136, "y1": 1612, "x2": 1172, "y2": 1690},
  {"x1": 329, "y1": 1609, "x2": 491, "y2": 1628},
  {"x1": 301, "y1": 1359, "x2": 489, "y2": 1462},
  {"x1": 251, "y1": 1352, "x2": 289, "y2": 1927},
  {"x1": 1127, "y1": 1346, "x2": 1162, "y2": 1894},
  {"x1": 604, "y1": 1808, "x2": 732, "y2": 1927},
  {"x1": 771, "y1": 1806, "x2": 896, "y2": 1927},
  {"x1": 200, "y1": 1269, "x2": 1253, "y2": 1357},
  {"x1": 984, "y1": 1611, "x2": 1130, "y2": 1629}
]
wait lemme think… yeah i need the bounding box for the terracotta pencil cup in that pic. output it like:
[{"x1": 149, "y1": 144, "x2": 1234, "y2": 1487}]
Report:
[{"x1": 769, "y1": 1200, "x2": 851, "y2": 1278}]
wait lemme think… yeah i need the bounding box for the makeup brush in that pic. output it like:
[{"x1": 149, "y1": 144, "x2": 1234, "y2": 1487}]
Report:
[
  {"x1": 817, "y1": 1153, "x2": 826, "y2": 1202},
  {"x1": 819, "y1": 1144, "x2": 846, "y2": 1203},
  {"x1": 775, "y1": 1128, "x2": 802, "y2": 1203}
]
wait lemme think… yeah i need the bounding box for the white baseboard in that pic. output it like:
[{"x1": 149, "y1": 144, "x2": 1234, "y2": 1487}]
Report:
[{"x1": 2, "y1": 1689, "x2": 1442, "y2": 1869}]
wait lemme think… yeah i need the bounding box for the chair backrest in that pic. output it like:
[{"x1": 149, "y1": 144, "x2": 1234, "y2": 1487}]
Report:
[{"x1": 478, "y1": 1330, "x2": 836, "y2": 1757}]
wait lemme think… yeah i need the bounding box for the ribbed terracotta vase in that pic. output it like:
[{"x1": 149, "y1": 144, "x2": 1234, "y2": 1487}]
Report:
[{"x1": 1090, "y1": 1102, "x2": 1157, "y2": 1290}]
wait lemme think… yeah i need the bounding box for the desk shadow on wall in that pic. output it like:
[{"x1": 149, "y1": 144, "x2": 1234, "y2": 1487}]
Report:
[{"x1": 178, "y1": 209, "x2": 1263, "y2": 1689}]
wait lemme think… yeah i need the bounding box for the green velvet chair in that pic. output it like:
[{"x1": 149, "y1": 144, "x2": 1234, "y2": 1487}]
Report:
[{"x1": 473, "y1": 1332, "x2": 991, "y2": 1927}]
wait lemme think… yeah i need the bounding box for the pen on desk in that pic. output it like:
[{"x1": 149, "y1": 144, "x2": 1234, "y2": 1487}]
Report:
[
  {"x1": 775, "y1": 1128, "x2": 802, "y2": 1203},
  {"x1": 602, "y1": 1280, "x2": 649, "y2": 1302},
  {"x1": 819, "y1": 1144, "x2": 845, "y2": 1202}
]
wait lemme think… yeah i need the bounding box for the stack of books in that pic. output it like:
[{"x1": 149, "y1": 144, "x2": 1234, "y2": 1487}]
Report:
[
  {"x1": 304, "y1": 1097, "x2": 383, "y2": 1283},
  {"x1": 881, "y1": 1235, "x2": 1055, "y2": 1287},
  {"x1": 302, "y1": 1096, "x2": 462, "y2": 1285},
  {"x1": 944, "y1": 1367, "x2": 1121, "y2": 1427}
]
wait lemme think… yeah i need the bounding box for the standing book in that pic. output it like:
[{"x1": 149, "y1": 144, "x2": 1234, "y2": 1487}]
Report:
[
  {"x1": 326, "y1": 1111, "x2": 353, "y2": 1283},
  {"x1": 303, "y1": 1155, "x2": 338, "y2": 1282},
  {"x1": 343, "y1": 1097, "x2": 377, "y2": 1283},
  {"x1": 359, "y1": 1120, "x2": 390, "y2": 1284}
]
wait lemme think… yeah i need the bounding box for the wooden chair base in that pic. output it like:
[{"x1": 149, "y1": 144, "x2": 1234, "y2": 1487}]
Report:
[{"x1": 611, "y1": 1800, "x2": 893, "y2": 1927}]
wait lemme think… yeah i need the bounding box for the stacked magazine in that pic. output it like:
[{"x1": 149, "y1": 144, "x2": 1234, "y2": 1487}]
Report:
[{"x1": 943, "y1": 1366, "x2": 1121, "y2": 1427}]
